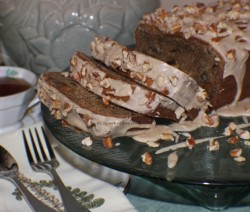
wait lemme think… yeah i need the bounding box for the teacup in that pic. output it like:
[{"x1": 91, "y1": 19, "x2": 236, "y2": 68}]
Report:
[{"x1": 0, "y1": 66, "x2": 37, "y2": 133}]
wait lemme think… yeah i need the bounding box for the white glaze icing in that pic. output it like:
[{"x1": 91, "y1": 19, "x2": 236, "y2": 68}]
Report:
[
  {"x1": 167, "y1": 151, "x2": 178, "y2": 168},
  {"x1": 70, "y1": 52, "x2": 186, "y2": 120},
  {"x1": 81, "y1": 137, "x2": 93, "y2": 146},
  {"x1": 155, "y1": 135, "x2": 225, "y2": 154},
  {"x1": 156, "y1": 120, "x2": 250, "y2": 154},
  {"x1": 132, "y1": 125, "x2": 176, "y2": 147},
  {"x1": 169, "y1": 111, "x2": 220, "y2": 132},
  {"x1": 91, "y1": 36, "x2": 210, "y2": 111},
  {"x1": 216, "y1": 97, "x2": 250, "y2": 117}
]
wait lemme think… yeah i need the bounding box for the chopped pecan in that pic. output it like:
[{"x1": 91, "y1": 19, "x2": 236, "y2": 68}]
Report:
[
  {"x1": 62, "y1": 103, "x2": 73, "y2": 117},
  {"x1": 208, "y1": 139, "x2": 220, "y2": 151},
  {"x1": 52, "y1": 99, "x2": 61, "y2": 110},
  {"x1": 239, "y1": 131, "x2": 250, "y2": 140},
  {"x1": 134, "y1": 72, "x2": 144, "y2": 81},
  {"x1": 81, "y1": 137, "x2": 93, "y2": 146},
  {"x1": 234, "y1": 156, "x2": 246, "y2": 162},
  {"x1": 194, "y1": 22, "x2": 207, "y2": 34},
  {"x1": 72, "y1": 71, "x2": 81, "y2": 82},
  {"x1": 211, "y1": 35, "x2": 228, "y2": 44},
  {"x1": 226, "y1": 49, "x2": 236, "y2": 61},
  {"x1": 196, "y1": 89, "x2": 208, "y2": 103},
  {"x1": 103, "y1": 137, "x2": 113, "y2": 149},
  {"x1": 203, "y1": 113, "x2": 214, "y2": 126},
  {"x1": 70, "y1": 56, "x2": 77, "y2": 67},
  {"x1": 86, "y1": 82, "x2": 93, "y2": 91},
  {"x1": 102, "y1": 97, "x2": 110, "y2": 106},
  {"x1": 156, "y1": 75, "x2": 164, "y2": 88},
  {"x1": 83, "y1": 114, "x2": 92, "y2": 127},
  {"x1": 230, "y1": 148, "x2": 242, "y2": 157},
  {"x1": 81, "y1": 66, "x2": 87, "y2": 77},
  {"x1": 141, "y1": 152, "x2": 153, "y2": 165},
  {"x1": 186, "y1": 137, "x2": 196, "y2": 149},
  {"x1": 145, "y1": 91, "x2": 156, "y2": 107},
  {"x1": 244, "y1": 141, "x2": 250, "y2": 146},
  {"x1": 99, "y1": 78, "x2": 110, "y2": 88},
  {"x1": 142, "y1": 61, "x2": 152, "y2": 73},
  {"x1": 111, "y1": 58, "x2": 122, "y2": 69},
  {"x1": 160, "y1": 133, "x2": 174, "y2": 141},
  {"x1": 145, "y1": 76, "x2": 154, "y2": 87},
  {"x1": 61, "y1": 72, "x2": 69, "y2": 78},
  {"x1": 171, "y1": 23, "x2": 182, "y2": 33},
  {"x1": 169, "y1": 75, "x2": 178, "y2": 86},
  {"x1": 228, "y1": 136, "x2": 239, "y2": 144}
]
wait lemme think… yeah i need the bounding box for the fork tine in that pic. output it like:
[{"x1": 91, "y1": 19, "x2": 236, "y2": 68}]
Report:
[
  {"x1": 35, "y1": 128, "x2": 48, "y2": 161},
  {"x1": 22, "y1": 130, "x2": 35, "y2": 165},
  {"x1": 29, "y1": 129, "x2": 42, "y2": 162},
  {"x1": 41, "y1": 127, "x2": 56, "y2": 160}
]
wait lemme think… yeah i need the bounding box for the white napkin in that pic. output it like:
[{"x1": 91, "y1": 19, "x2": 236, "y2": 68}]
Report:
[{"x1": 0, "y1": 112, "x2": 136, "y2": 212}]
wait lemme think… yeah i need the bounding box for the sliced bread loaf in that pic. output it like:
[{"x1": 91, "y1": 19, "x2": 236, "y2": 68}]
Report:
[
  {"x1": 37, "y1": 72, "x2": 155, "y2": 138},
  {"x1": 70, "y1": 52, "x2": 187, "y2": 121}
]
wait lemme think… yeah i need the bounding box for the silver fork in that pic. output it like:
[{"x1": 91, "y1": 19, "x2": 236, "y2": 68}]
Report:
[{"x1": 22, "y1": 127, "x2": 90, "y2": 212}]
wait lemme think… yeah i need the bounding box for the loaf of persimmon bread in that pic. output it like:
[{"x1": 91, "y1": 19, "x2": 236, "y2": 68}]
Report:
[{"x1": 134, "y1": 0, "x2": 250, "y2": 110}]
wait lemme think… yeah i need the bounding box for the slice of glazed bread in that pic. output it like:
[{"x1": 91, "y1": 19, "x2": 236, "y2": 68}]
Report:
[
  {"x1": 90, "y1": 36, "x2": 210, "y2": 116},
  {"x1": 37, "y1": 72, "x2": 155, "y2": 138},
  {"x1": 70, "y1": 52, "x2": 187, "y2": 121}
]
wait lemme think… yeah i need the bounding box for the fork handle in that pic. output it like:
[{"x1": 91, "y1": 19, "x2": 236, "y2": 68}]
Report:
[
  {"x1": 10, "y1": 177, "x2": 56, "y2": 212},
  {"x1": 50, "y1": 168, "x2": 90, "y2": 212}
]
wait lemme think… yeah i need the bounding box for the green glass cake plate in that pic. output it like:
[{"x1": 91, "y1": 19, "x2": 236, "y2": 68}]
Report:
[{"x1": 41, "y1": 104, "x2": 250, "y2": 211}]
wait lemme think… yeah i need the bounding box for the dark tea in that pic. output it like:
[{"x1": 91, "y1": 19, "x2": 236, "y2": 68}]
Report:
[{"x1": 0, "y1": 77, "x2": 31, "y2": 97}]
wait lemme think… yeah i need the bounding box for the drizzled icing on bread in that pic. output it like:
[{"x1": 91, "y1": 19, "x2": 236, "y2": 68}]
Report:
[{"x1": 140, "y1": 0, "x2": 250, "y2": 105}]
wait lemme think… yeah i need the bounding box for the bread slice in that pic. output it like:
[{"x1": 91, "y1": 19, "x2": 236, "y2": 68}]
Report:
[
  {"x1": 90, "y1": 36, "x2": 210, "y2": 115},
  {"x1": 37, "y1": 72, "x2": 155, "y2": 138},
  {"x1": 70, "y1": 52, "x2": 187, "y2": 121}
]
